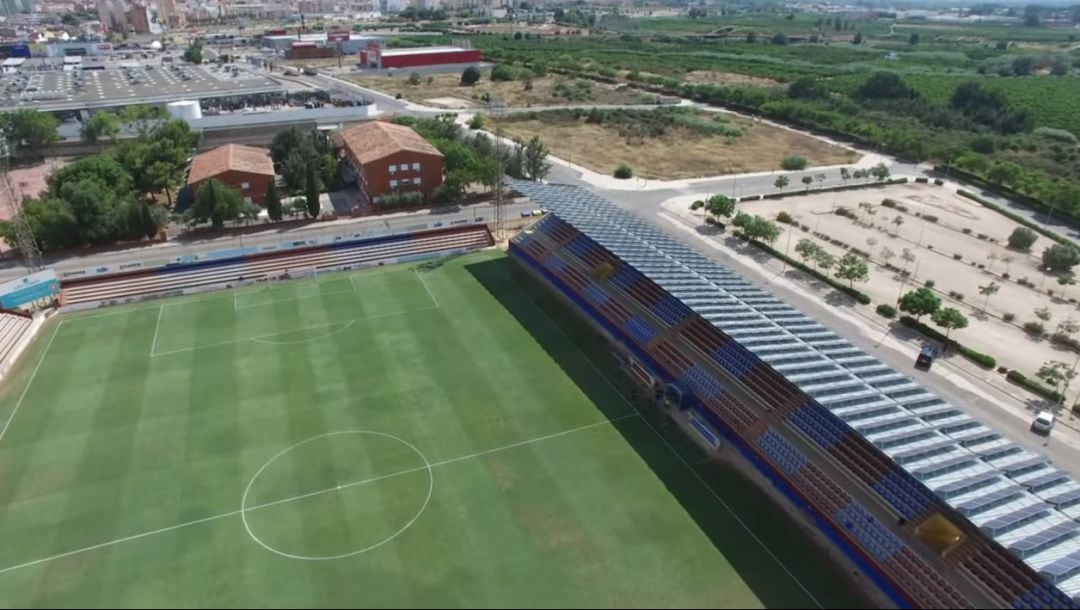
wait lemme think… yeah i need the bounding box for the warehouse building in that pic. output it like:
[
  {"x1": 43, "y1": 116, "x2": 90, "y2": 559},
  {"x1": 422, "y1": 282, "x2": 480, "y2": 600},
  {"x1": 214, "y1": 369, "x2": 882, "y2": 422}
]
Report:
[{"x1": 359, "y1": 41, "x2": 482, "y2": 69}]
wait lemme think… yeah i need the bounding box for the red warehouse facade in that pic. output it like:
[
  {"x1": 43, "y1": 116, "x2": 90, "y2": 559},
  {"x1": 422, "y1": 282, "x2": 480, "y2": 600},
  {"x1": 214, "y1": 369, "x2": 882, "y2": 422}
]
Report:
[{"x1": 362, "y1": 43, "x2": 482, "y2": 69}]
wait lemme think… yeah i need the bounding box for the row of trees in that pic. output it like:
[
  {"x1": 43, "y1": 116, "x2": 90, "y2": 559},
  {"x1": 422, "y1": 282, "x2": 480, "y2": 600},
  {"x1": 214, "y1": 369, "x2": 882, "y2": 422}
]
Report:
[
  {"x1": 898, "y1": 287, "x2": 970, "y2": 341},
  {"x1": 397, "y1": 114, "x2": 551, "y2": 201},
  {"x1": 0, "y1": 114, "x2": 198, "y2": 251},
  {"x1": 794, "y1": 239, "x2": 870, "y2": 288}
]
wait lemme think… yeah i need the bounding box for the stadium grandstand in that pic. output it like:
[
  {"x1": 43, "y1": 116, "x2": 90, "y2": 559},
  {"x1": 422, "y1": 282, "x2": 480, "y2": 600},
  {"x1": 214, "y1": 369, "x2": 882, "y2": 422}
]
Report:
[
  {"x1": 507, "y1": 179, "x2": 1080, "y2": 610},
  {"x1": 60, "y1": 225, "x2": 492, "y2": 308}
]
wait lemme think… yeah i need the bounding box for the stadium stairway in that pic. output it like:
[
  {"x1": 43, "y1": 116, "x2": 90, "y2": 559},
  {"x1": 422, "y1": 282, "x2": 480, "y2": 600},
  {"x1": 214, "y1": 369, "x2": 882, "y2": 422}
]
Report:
[
  {"x1": 0, "y1": 311, "x2": 31, "y2": 365},
  {"x1": 62, "y1": 228, "x2": 492, "y2": 306}
]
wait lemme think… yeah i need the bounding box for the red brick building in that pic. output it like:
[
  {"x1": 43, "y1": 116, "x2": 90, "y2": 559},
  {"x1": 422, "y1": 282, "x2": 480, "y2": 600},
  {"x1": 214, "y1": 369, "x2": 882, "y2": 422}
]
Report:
[
  {"x1": 336, "y1": 121, "x2": 444, "y2": 205},
  {"x1": 187, "y1": 144, "x2": 276, "y2": 206}
]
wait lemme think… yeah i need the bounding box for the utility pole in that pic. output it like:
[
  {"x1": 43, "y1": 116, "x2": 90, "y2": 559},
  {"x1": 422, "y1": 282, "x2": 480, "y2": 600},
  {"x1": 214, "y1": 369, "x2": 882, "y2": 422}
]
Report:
[
  {"x1": 0, "y1": 133, "x2": 42, "y2": 272},
  {"x1": 488, "y1": 97, "x2": 507, "y2": 242}
]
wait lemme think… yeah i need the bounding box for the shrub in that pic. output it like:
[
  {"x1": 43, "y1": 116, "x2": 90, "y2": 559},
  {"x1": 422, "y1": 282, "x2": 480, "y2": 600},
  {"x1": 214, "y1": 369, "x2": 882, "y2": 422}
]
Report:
[
  {"x1": 924, "y1": 279, "x2": 935, "y2": 289},
  {"x1": 1003, "y1": 312, "x2": 1016, "y2": 322},
  {"x1": 922, "y1": 215, "x2": 938, "y2": 223},
  {"x1": 1007, "y1": 370, "x2": 1063, "y2": 403},
  {"x1": 934, "y1": 178, "x2": 944, "y2": 186},
  {"x1": 897, "y1": 205, "x2": 909, "y2": 213},
  {"x1": 915, "y1": 177, "x2": 928, "y2": 184},
  {"x1": 781, "y1": 155, "x2": 808, "y2": 171},
  {"x1": 977, "y1": 233, "x2": 989, "y2": 241},
  {"x1": 948, "y1": 291, "x2": 965, "y2": 301},
  {"x1": 978, "y1": 263, "x2": 986, "y2": 269},
  {"x1": 953, "y1": 253, "x2": 963, "y2": 260},
  {"x1": 876, "y1": 304, "x2": 897, "y2": 318},
  {"x1": 962, "y1": 227, "x2": 973, "y2": 235},
  {"x1": 881, "y1": 199, "x2": 898, "y2": 208},
  {"x1": 613, "y1": 164, "x2": 634, "y2": 179},
  {"x1": 1002, "y1": 272, "x2": 1010, "y2": 279},
  {"x1": 801, "y1": 224, "x2": 810, "y2": 232},
  {"x1": 777, "y1": 211, "x2": 794, "y2": 224},
  {"x1": 1024, "y1": 321, "x2": 1046, "y2": 336},
  {"x1": 1051, "y1": 332, "x2": 1080, "y2": 351}
]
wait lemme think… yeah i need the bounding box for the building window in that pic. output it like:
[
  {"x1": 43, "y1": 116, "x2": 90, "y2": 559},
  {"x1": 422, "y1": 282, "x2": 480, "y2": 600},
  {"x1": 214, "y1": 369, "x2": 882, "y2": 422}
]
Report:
[
  {"x1": 388, "y1": 164, "x2": 396, "y2": 174},
  {"x1": 390, "y1": 179, "x2": 398, "y2": 188},
  {"x1": 412, "y1": 162, "x2": 420, "y2": 172},
  {"x1": 241, "y1": 181, "x2": 250, "y2": 190},
  {"x1": 244, "y1": 196, "x2": 252, "y2": 204},
  {"x1": 414, "y1": 177, "x2": 422, "y2": 187}
]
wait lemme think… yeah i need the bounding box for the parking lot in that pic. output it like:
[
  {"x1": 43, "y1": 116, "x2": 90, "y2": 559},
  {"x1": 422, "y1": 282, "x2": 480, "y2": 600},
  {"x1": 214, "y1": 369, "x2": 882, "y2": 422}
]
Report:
[{"x1": 0, "y1": 59, "x2": 282, "y2": 111}]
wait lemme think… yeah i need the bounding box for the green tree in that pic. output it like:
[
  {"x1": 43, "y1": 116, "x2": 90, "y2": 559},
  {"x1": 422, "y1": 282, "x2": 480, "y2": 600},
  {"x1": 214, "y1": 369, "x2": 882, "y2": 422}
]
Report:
[
  {"x1": 461, "y1": 65, "x2": 481, "y2": 86},
  {"x1": 0, "y1": 109, "x2": 60, "y2": 150},
  {"x1": 979, "y1": 281, "x2": 1000, "y2": 313},
  {"x1": 265, "y1": 181, "x2": 282, "y2": 222},
  {"x1": 745, "y1": 216, "x2": 781, "y2": 244},
  {"x1": 815, "y1": 249, "x2": 837, "y2": 272},
  {"x1": 705, "y1": 194, "x2": 736, "y2": 220},
  {"x1": 774, "y1": 175, "x2": 789, "y2": 192},
  {"x1": 614, "y1": 163, "x2": 633, "y2": 179},
  {"x1": 835, "y1": 253, "x2": 870, "y2": 288},
  {"x1": 899, "y1": 287, "x2": 941, "y2": 321},
  {"x1": 1037, "y1": 360, "x2": 1074, "y2": 405},
  {"x1": 932, "y1": 307, "x2": 969, "y2": 342},
  {"x1": 407, "y1": 72, "x2": 422, "y2": 85},
  {"x1": 188, "y1": 179, "x2": 243, "y2": 230},
  {"x1": 305, "y1": 162, "x2": 321, "y2": 218},
  {"x1": 183, "y1": 41, "x2": 203, "y2": 64},
  {"x1": 1008, "y1": 227, "x2": 1038, "y2": 251},
  {"x1": 1043, "y1": 244, "x2": 1080, "y2": 273},
  {"x1": 119, "y1": 104, "x2": 167, "y2": 137},
  {"x1": 801, "y1": 175, "x2": 813, "y2": 192},
  {"x1": 468, "y1": 114, "x2": 485, "y2": 130},
  {"x1": 908, "y1": 33, "x2": 920, "y2": 45},
  {"x1": 795, "y1": 238, "x2": 821, "y2": 266},
  {"x1": 81, "y1": 111, "x2": 121, "y2": 146},
  {"x1": 523, "y1": 135, "x2": 551, "y2": 181},
  {"x1": 880, "y1": 246, "x2": 896, "y2": 267}
]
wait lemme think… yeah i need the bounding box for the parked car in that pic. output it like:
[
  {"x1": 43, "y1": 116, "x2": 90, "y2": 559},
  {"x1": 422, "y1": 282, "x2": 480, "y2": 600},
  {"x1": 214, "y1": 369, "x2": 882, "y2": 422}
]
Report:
[{"x1": 1031, "y1": 410, "x2": 1056, "y2": 435}]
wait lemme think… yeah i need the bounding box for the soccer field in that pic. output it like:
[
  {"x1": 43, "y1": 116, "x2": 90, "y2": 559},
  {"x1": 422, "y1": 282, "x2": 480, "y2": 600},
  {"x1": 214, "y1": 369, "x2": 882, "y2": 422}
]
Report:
[{"x1": 0, "y1": 251, "x2": 865, "y2": 608}]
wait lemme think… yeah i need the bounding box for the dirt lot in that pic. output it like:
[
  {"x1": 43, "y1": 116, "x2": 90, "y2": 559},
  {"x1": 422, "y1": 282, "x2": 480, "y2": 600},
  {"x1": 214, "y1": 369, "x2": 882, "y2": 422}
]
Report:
[
  {"x1": 343, "y1": 72, "x2": 656, "y2": 108},
  {"x1": 679, "y1": 183, "x2": 1080, "y2": 384},
  {"x1": 497, "y1": 114, "x2": 856, "y2": 179},
  {"x1": 683, "y1": 71, "x2": 782, "y2": 88}
]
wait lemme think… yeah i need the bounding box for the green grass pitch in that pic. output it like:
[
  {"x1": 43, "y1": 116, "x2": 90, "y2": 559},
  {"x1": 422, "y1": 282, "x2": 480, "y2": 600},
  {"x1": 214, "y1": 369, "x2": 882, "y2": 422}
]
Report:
[{"x1": 0, "y1": 251, "x2": 865, "y2": 608}]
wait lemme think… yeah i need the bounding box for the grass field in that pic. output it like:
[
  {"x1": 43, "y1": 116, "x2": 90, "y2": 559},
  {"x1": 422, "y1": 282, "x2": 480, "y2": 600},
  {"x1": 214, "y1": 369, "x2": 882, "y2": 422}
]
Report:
[{"x1": 0, "y1": 251, "x2": 865, "y2": 608}]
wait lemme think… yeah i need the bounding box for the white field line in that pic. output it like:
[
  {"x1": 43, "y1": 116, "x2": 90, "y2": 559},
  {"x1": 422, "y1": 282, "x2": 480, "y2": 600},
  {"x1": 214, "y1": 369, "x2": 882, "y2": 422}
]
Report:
[
  {"x1": 505, "y1": 271, "x2": 825, "y2": 610},
  {"x1": 149, "y1": 305, "x2": 164, "y2": 358},
  {"x1": 150, "y1": 305, "x2": 439, "y2": 358},
  {"x1": 0, "y1": 321, "x2": 63, "y2": 447},
  {"x1": 0, "y1": 414, "x2": 635, "y2": 576},
  {"x1": 415, "y1": 271, "x2": 440, "y2": 308}
]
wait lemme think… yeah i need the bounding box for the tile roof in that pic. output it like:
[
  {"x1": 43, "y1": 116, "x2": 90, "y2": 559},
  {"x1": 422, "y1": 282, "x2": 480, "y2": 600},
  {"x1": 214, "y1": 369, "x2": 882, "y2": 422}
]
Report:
[
  {"x1": 337, "y1": 121, "x2": 443, "y2": 167},
  {"x1": 187, "y1": 144, "x2": 275, "y2": 186}
]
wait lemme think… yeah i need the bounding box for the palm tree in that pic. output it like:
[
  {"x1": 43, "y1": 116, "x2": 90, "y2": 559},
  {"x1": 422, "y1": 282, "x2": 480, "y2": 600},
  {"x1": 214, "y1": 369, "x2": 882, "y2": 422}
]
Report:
[
  {"x1": 979, "y1": 281, "x2": 1000, "y2": 313},
  {"x1": 892, "y1": 214, "x2": 905, "y2": 236},
  {"x1": 987, "y1": 252, "x2": 999, "y2": 273},
  {"x1": 901, "y1": 248, "x2": 916, "y2": 271},
  {"x1": 866, "y1": 237, "x2": 878, "y2": 257}
]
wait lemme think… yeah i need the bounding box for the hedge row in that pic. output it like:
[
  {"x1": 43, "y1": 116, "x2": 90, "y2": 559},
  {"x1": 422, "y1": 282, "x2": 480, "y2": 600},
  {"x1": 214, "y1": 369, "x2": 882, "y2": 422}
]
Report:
[
  {"x1": 744, "y1": 239, "x2": 872, "y2": 304},
  {"x1": 757, "y1": 177, "x2": 909, "y2": 201},
  {"x1": 898, "y1": 315, "x2": 997, "y2": 369},
  {"x1": 876, "y1": 304, "x2": 896, "y2": 318},
  {"x1": 1006, "y1": 370, "x2": 1063, "y2": 403},
  {"x1": 956, "y1": 189, "x2": 1077, "y2": 250}
]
